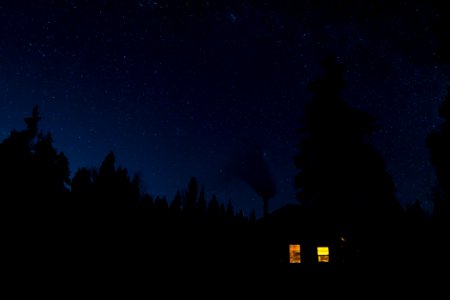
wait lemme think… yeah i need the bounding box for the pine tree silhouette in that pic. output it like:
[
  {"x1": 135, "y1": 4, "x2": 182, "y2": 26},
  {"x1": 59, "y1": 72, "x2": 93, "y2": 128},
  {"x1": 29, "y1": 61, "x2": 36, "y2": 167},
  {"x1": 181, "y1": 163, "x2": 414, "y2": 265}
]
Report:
[
  {"x1": 226, "y1": 199, "x2": 235, "y2": 223},
  {"x1": 427, "y1": 85, "x2": 450, "y2": 238},
  {"x1": 293, "y1": 55, "x2": 401, "y2": 265},
  {"x1": 170, "y1": 190, "x2": 183, "y2": 218},
  {"x1": 0, "y1": 106, "x2": 70, "y2": 215},
  {"x1": 184, "y1": 176, "x2": 198, "y2": 217}
]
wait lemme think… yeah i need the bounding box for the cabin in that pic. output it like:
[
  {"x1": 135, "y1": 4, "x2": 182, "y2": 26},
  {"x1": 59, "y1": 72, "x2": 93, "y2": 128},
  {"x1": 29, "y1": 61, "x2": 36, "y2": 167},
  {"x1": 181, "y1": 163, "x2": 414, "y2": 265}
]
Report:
[{"x1": 255, "y1": 204, "x2": 354, "y2": 271}]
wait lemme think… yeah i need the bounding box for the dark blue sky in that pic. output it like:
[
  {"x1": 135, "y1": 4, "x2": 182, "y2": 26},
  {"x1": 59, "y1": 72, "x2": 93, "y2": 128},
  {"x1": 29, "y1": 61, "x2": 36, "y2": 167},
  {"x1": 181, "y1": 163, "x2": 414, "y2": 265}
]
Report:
[{"x1": 1, "y1": 1, "x2": 449, "y2": 217}]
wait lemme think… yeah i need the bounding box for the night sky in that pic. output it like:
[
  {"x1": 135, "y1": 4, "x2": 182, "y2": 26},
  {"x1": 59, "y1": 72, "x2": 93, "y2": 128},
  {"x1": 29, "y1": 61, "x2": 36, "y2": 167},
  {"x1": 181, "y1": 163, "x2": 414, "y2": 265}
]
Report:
[{"x1": 1, "y1": 1, "x2": 449, "y2": 218}]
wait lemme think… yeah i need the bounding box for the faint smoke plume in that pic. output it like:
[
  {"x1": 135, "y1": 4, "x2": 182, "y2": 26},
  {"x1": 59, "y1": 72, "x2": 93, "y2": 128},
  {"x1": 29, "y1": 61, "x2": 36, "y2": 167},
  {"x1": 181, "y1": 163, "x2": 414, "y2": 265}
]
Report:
[{"x1": 230, "y1": 144, "x2": 277, "y2": 217}]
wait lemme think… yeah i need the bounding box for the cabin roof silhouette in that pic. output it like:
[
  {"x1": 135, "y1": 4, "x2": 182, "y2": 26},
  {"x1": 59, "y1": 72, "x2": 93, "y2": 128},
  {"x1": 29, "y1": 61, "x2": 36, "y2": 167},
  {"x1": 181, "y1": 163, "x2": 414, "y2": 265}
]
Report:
[{"x1": 256, "y1": 204, "x2": 345, "y2": 266}]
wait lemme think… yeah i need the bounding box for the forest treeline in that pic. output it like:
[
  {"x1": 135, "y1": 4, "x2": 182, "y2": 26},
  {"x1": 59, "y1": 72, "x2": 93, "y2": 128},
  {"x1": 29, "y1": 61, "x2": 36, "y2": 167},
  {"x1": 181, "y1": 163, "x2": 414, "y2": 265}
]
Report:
[
  {"x1": 0, "y1": 105, "x2": 253, "y2": 226},
  {"x1": 0, "y1": 106, "x2": 258, "y2": 287},
  {"x1": 1, "y1": 56, "x2": 449, "y2": 290}
]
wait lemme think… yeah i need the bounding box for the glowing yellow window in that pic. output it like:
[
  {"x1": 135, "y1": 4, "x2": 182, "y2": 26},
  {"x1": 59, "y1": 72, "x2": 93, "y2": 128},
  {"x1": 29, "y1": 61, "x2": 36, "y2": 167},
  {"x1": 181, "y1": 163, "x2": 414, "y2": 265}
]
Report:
[
  {"x1": 289, "y1": 244, "x2": 301, "y2": 263},
  {"x1": 317, "y1": 246, "x2": 329, "y2": 263}
]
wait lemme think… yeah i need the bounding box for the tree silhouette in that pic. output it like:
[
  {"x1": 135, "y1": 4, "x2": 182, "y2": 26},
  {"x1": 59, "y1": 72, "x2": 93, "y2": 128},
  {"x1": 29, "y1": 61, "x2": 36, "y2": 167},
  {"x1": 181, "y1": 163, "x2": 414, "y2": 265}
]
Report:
[
  {"x1": 130, "y1": 173, "x2": 142, "y2": 207},
  {"x1": 0, "y1": 106, "x2": 262, "y2": 284},
  {"x1": 207, "y1": 194, "x2": 221, "y2": 223},
  {"x1": 71, "y1": 167, "x2": 93, "y2": 210},
  {"x1": 33, "y1": 132, "x2": 71, "y2": 206},
  {"x1": 427, "y1": 85, "x2": 450, "y2": 232},
  {"x1": 197, "y1": 185, "x2": 207, "y2": 218},
  {"x1": 141, "y1": 193, "x2": 154, "y2": 209},
  {"x1": 0, "y1": 106, "x2": 70, "y2": 214},
  {"x1": 0, "y1": 106, "x2": 73, "y2": 277},
  {"x1": 91, "y1": 151, "x2": 137, "y2": 213},
  {"x1": 154, "y1": 196, "x2": 169, "y2": 217},
  {"x1": 169, "y1": 190, "x2": 183, "y2": 217},
  {"x1": 184, "y1": 176, "x2": 198, "y2": 216},
  {"x1": 0, "y1": 106, "x2": 40, "y2": 209},
  {"x1": 293, "y1": 55, "x2": 401, "y2": 257},
  {"x1": 114, "y1": 166, "x2": 133, "y2": 209},
  {"x1": 71, "y1": 168, "x2": 93, "y2": 195},
  {"x1": 249, "y1": 209, "x2": 256, "y2": 224},
  {"x1": 219, "y1": 202, "x2": 226, "y2": 220},
  {"x1": 93, "y1": 151, "x2": 116, "y2": 203},
  {"x1": 226, "y1": 199, "x2": 235, "y2": 223}
]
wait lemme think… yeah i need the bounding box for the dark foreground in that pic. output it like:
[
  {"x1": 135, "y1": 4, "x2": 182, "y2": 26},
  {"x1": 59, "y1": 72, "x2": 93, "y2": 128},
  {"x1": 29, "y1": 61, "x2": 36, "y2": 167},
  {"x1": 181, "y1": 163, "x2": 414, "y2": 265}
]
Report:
[
  {"x1": 3, "y1": 211, "x2": 447, "y2": 297},
  {"x1": 5, "y1": 231, "x2": 445, "y2": 297}
]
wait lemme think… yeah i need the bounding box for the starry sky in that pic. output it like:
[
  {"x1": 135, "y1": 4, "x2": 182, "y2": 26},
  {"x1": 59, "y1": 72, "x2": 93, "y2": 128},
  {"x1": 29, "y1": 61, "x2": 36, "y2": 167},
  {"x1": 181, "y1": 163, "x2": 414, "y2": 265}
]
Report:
[{"x1": 1, "y1": 0, "x2": 449, "y2": 218}]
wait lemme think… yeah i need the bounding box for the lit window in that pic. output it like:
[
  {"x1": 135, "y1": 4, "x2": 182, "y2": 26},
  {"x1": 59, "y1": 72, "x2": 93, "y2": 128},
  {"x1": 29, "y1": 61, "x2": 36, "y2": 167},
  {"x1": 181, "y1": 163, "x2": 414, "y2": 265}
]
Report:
[
  {"x1": 289, "y1": 244, "x2": 301, "y2": 263},
  {"x1": 317, "y1": 246, "x2": 329, "y2": 262}
]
